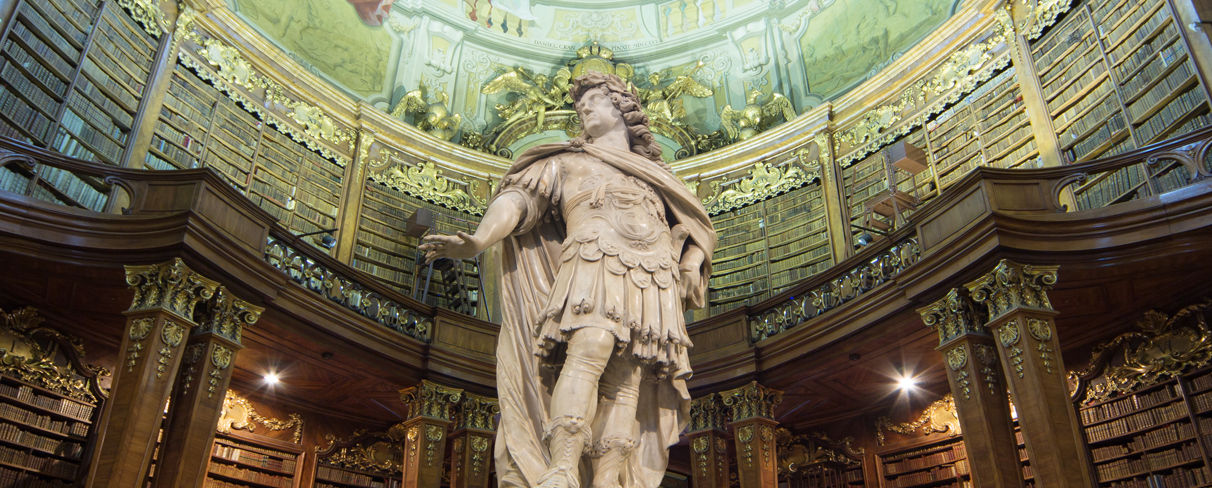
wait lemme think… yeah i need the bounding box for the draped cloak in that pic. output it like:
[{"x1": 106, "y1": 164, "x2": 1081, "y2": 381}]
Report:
[{"x1": 492, "y1": 142, "x2": 715, "y2": 488}]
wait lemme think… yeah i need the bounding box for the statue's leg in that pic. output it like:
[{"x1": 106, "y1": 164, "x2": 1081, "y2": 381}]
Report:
[
  {"x1": 540, "y1": 327, "x2": 615, "y2": 488},
  {"x1": 589, "y1": 356, "x2": 641, "y2": 488}
]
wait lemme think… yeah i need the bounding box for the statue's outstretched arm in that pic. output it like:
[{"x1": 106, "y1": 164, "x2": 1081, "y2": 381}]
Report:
[{"x1": 419, "y1": 192, "x2": 526, "y2": 262}]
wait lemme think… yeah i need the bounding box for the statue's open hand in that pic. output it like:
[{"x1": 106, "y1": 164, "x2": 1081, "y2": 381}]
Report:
[{"x1": 419, "y1": 232, "x2": 481, "y2": 263}]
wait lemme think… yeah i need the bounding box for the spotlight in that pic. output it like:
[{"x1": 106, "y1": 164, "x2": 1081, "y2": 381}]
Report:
[
  {"x1": 857, "y1": 232, "x2": 874, "y2": 247},
  {"x1": 263, "y1": 372, "x2": 280, "y2": 385},
  {"x1": 295, "y1": 228, "x2": 339, "y2": 250},
  {"x1": 895, "y1": 374, "x2": 918, "y2": 392}
]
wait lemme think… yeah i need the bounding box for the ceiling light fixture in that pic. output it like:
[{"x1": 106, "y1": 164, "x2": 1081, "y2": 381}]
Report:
[
  {"x1": 263, "y1": 372, "x2": 280, "y2": 385},
  {"x1": 895, "y1": 374, "x2": 918, "y2": 391}
]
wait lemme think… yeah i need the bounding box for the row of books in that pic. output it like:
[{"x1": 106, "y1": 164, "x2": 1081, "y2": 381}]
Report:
[
  {"x1": 355, "y1": 244, "x2": 411, "y2": 269},
  {"x1": 0, "y1": 421, "x2": 83, "y2": 460},
  {"x1": 770, "y1": 259, "x2": 832, "y2": 289},
  {"x1": 0, "y1": 444, "x2": 76, "y2": 479},
  {"x1": 1111, "y1": 23, "x2": 1178, "y2": 81},
  {"x1": 212, "y1": 441, "x2": 297, "y2": 471},
  {"x1": 1032, "y1": 9, "x2": 1088, "y2": 72},
  {"x1": 56, "y1": 111, "x2": 122, "y2": 163},
  {"x1": 0, "y1": 465, "x2": 73, "y2": 487},
  {"x1": 1095, "y1": 442, "x2": 1201, "y2": 482},
  {"x1": 1127, "y1": 60, "x2": 1195, "y2": 123},
  {"x1": 883, "y1": 445, "x2": 964, "y2": 475},
  {"x1": 1104, "y1": 1, "x2": 1166, "y2": 52},
  {"x1": 316, "y1": 465, "x2": 398, "y2": 486},
  {"x1": 207, "y1": 463, "x2": 292, "y2": 488},
  {"x1": 1135, "y1": 87, "x2": 1207, "y2": 145},
  {"x1": 768, "y1": 238, "x2": 830, "y2": 265},
  {"x1": 8, "y1": 20, "x2": 75, "y2": 81},
  {"x1": 1069, "y1": 113, "x2": 1128, "y2": 162},
  {"x1": 1073, "y1": 164, "x2": 1147, "y2": 210},
  {"x1": 885, "y1": 460, "x2": 969, "y2": 488},
  {"x1": 0, "y1": 402, "x2": 89, "y2": 438},
  {"x1": 0, "y1": 167, "x2": 31, "y2": 194},
  {"x1": 1089, "y1": 421, "x2": 1194, "y2": 462},
  {"x1": 1079, "y1": 384, "x2": 1177, "y2": 425},
  {"x1": 1119, "y1": 39, "x2": 1185, "y2": 103},
  {"x1": 765, "y1": 215, "x2": 825, "y2": 246},
  {"x1": 1084, "y1": 401, "x2": 1189, "y2": 443},
  {"x1": 0, "y1": 90, "x2": 55, "y2": 143}
]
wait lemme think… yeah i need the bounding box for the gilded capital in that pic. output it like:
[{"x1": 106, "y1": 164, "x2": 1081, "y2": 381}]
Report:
[
  {"x1": 400, "y1": 380, "x2": 464, "y2": 422},
  {"x1": 964, "y1": 259, "x2": 1058, "y2": 320},
  {"x1": 720, "y1": 381, "x2": 783, "y2": 422},
  {"x1": 125, "y1": 258, "x2": 220, "y2": 321},
  {"x1": 917, "y1": 288, "x2": 986, "y2": 345},
  {"x1": 688, "y1": 394, "x2": 728, "y2": 433},
  {"x1": 453, "y1": 393, "x2": 499, "y2": 432},
  {"x1": 195, "y1": 287, "x2": 263, "y2": 345}
]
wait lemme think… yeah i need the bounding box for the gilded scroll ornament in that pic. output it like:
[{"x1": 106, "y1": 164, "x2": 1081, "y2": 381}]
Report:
[
  {"x1": 126, "y1": 318, "x2": 154, "y2": 372},
  {"x1": 400, "y1": 380, "x2": 464, "y2": 421},
  {"x1": 125, "y1": 258, "x2": 219, "y2": 321},
  {"x1": 947, "y1": 345, "x2": 971, "y2": 400},
  {"x1": 703, "y1": 159, "x2": 821, "y2": 215},
  {"x1": 424, "y1": 424, "x2": 444, "y2": 467},
  {"x1": 196, "y1": 287, "x2": 263, "y2": 345},
  {"x1": 156, "y1": 321, "x2": 185, "y2": 378},
  {"x1": 374, "y1": 161, "x2": 484, "y2": 216},
  {"x1": 720, "y1": 381, "x2": 783, "y2": 421},
  {"x1": 875, "y1": 394, "x2": 959, "y2": 445},
  {"x1": 692, "y1": 436, "x2": 710, "y2": 478},
  {"x1": 919, "y1": 288, "x2": 986, "y2": 345},
  {"x1": 178, "y1": 343, "x2": 206, "y2": 397},
  {"x1": 208, "y1": 345, "x2": 232, "y2": 398},
  {"x1": 0, "y1": 307, "x2": 108, "y2": 404},
  {"x1": 116, "y1": 0, "x2": 166, "y2": 37},
  {"x1": 470, "y1": 436, "x2": 489, "y2": 475},
  {"x1": 1074, "y1": 298, "x2": 1212, "y2": 403},
  {"x1": 838, "y1": 10, "x2": 1015, "y2": 166},
  {"x1": 454, "y1": 393, "x2": 500, "y2": 431},
  {"x1": 775, "y1": 428, "x2": 863, "y2": 475},
  {"x1": 973, "y1": 344, "x2": 1000, "y2": 395},
  {"x1": 966, "y1": 259, "x2": 1059, "y2": 320},
  {"x1": 219, "y1": 391, "x2": 304, "y2": 443},
  {"x1": 737, "y1": 425, "x2": 755, "y2": 467},
  {"x1": 1000, "y1": 320, "x2": 1025, "y2": 378},
  {"x1": 186, "y1": 34, "x2": 354, "y2": 165},
  {"x1": 316, "y1": 429, "x2": 403, "y2": 474},
  {"x1": 718, "y1": 90, "x2": 797, "y2": 143},
  {"x1": 688, "y1": 394, "x2": 728, "y2": 432}
]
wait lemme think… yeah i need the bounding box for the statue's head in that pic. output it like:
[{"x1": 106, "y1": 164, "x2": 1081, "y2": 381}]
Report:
[{"x1": 571, "y1": 71, "x2": 664, "y2": 163}]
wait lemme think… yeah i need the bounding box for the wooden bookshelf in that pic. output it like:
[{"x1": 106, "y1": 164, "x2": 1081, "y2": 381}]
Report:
[
  {"x1": 354, "y1": 180, "x2": 482, "y2": 310},
  {"x1": 314, "y1": 464, "x2": 401, "y2": 488},
  {"x1": 1031, "y1": 0, "x2": 1212, "y2": 166},
  {"x1": 707, "y1": 203, "x2": 767, "y2": 315},
  {"x1": 52, "y1": 1, "x2": 154, "y2": 165},
  {"x1": 876, "y1": 436, "x2": 971, "y2": 488},
  {"x1": 145, "y1": 63, "x2": 219, "y2": 171},
  {"x1": 764, "y1": 183, "x2": 831, "y2": 297},
  {"x1": 206, "y1": 430, "x2": 304, "y2": 488}
]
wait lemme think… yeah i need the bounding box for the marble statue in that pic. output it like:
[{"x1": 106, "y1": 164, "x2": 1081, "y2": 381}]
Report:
[{"x1": 419, "y1": 72, "x2": 716, "y2": 488}]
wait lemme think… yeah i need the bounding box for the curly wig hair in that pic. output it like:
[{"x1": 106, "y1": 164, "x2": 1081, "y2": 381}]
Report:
[{"x1": 571, "y1": 71, "x2": 670, "y2": 170}]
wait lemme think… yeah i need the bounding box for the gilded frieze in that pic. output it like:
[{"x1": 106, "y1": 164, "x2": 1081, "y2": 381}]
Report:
[
  {"x1": 0, "y1": 307, "x2": 109, "y2": 404},
  {"x1": 702, "y1": 158, "x2": 821, "y2": 215},
  {"x1": 719, "y1": 381, "x2": 783, "y2": 421},
  {"x1": 1073, "y1": 298, "x2": 1212, "y2": 404},
  {"x1": 316, "y1": 428, "x2": 404, "y2": 475},
  {"x1": 400, "y1": 380, "x2": 464, "y2": 421},
  {"x1": 360, "y1": 131, "x2": 489, "y2": 215},
  {"x1": 116, "y1": 0, "x2": 167, "y2": 37},
  {"x1": 264, "y1": 235, "x2": 433, "y2": 341},
  {"x1": 775, "y1": 428, "x2": 863, "y2": 475},
  {"x1": 177, "y1": 25, "x2": 355, "y2": 166},
  {"x1": 875, "y1": 393, "x2": 959, "y2": 445},
  {"x1": 965, "y1": 259, "x2": 1059, "y2": 320},
  {"x1": 751, "y1": 237, "x2": 920, "y2": 342},
  {"x1": 837, "y1": 10, "x2": 1016, "y2": 166},
  {"x1": 125, "y1": 258, "x2": 220, "y2": 321},
  {"x1": 218, "y1": 390, "x2": 304, "y2": 443}
]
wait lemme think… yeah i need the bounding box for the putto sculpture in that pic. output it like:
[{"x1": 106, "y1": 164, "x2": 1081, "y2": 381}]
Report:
[{"x1": 420, "y1": 71, "x2": 716, "y2": 488}]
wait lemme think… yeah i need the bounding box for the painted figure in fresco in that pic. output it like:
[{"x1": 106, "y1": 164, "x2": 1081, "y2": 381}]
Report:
[{"x1": 419, "y1": 72, "x2": 716, "y2": 488}]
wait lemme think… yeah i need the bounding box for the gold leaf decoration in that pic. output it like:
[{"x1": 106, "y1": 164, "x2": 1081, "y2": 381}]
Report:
[
  {"x1": 875, "y1": 393, "x2": 959, "y2": 445},
  {"x1": 0, "y1": 307, "x2": 109, "y2": 404},
  {"x1": 218, "y1": 390, "x2": 304, "y2": 443}
]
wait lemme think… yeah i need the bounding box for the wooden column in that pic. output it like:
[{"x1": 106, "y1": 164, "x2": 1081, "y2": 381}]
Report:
[
  {"x1": 720, "y1": 381, "x2": 783, "y2": 488},
  {"x1": 919, "y1": 288, "x2": 1023, "y2": 488},
  {"x1": 399, "y1": 380, "x2": 463, "y2": 488},
  {"x1": 449, "y1": 392, "x2": 498, "y2": 488},
  {"x1": 964, "y1": 259, "x2": 1096, "y2": 488},
  {"x1": 152, "y1": 287, "x2": 263, "y2": 488},
  {"x1": 687, "y1": 394, "x2": 731, "y2": 488},
  {"x1": 88, "y1": 258, "x2": 220, "y2": 488}
]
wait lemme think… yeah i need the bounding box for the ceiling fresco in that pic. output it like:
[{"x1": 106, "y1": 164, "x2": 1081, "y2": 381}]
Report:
[{"x1": 228, "y1": 0, "x2": 961, "y2": 158}]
